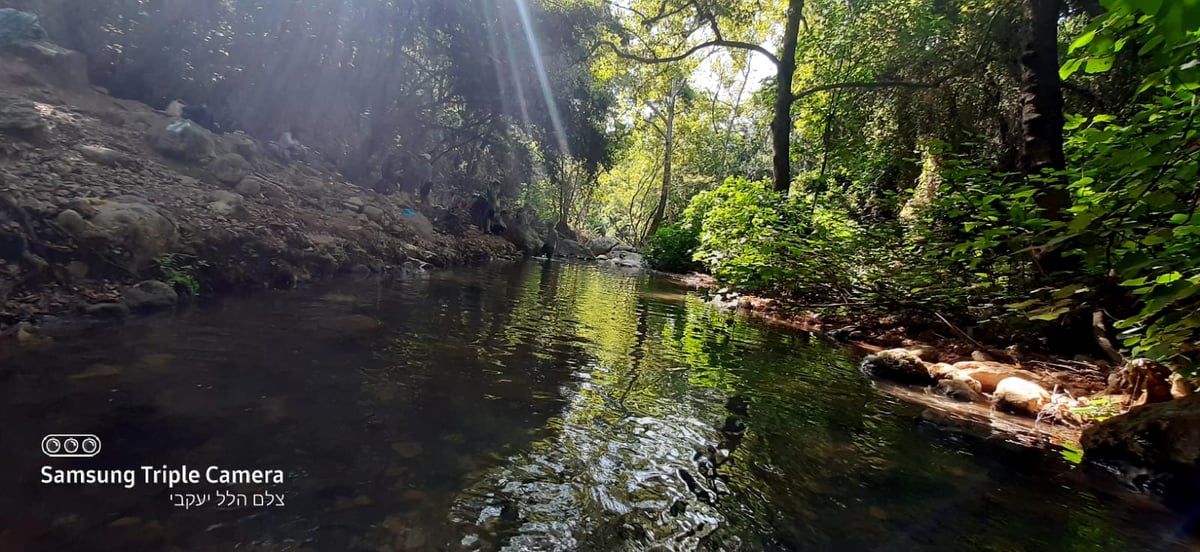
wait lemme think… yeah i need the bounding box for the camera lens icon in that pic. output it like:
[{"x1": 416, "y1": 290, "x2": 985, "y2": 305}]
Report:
[{"x1": 42, "y1": 434, "x2": 101, "y2": 458}]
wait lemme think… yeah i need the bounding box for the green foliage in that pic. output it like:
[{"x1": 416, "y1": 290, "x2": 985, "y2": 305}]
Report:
[
  {"x1": 685, "y1": 178, "x2": 866, "y2": 297},
  {"x1": 645, "y1": 223, "x2": 701, "y2": 273},
  {"x1": 155, "y1": 254, "x2": 207, "y2": 297}
]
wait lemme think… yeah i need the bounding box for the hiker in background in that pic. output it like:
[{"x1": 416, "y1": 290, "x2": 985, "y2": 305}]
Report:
[
  {"x1": 417, "y1": 152, "x2": 434, "y2": 205},
  {"x1": 182, "y1": 103, "x2": 220, "y2": 133},
  {"x1": 165, "y1": 99, "x2": 185, "y2": 117}
]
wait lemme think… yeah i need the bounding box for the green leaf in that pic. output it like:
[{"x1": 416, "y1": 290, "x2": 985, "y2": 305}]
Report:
[
  {"x1": 1137, "y1": 34, "x2": 1165, "y2": 56},
  {"x1": 1069, "y1": 30, "x2": 1096, "y2": 54},
  {"x1": 1060, "y1": 58, "x2": 1085, "y2": 80},
  {"x1": 1156, "y1": 272, "x2": 1183, "y2": 284},
  {"x1": 1027, "y1": 305, "x2": 1072, "y2": 321},
  {"x1": 1085, "y1": 56, "x2": 1116, "y2": 74},
  {"x1": 1120, "y1": 277, "x2": 1148, "y2": 287}
]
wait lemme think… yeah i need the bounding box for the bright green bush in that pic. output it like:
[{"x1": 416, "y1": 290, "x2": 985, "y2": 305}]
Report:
[{"x1": 645, "y1": 223, "x2": 701, "y2": 273}]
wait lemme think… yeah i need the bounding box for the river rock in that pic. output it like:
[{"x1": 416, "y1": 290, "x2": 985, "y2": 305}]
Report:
[
  {"x1": 78, "y1": 145, "x2": 128, "y2": 166},
  {"x1": 860, "y1": 348, "x2": 936, "y2": 385},
  {"x1": 206, "y1": 190, "x2": 243, "y2": 216},
  {"x1": 926, "y1": 362, "x2": 957, "y2": 380},
  {"x1": 1170, "y1": 373, "x2": 1194, "y2": 399},
  {"x1": 86, "y1": 197, "x2": 178, "y2": 271},
  {"x1": 555, "y1": 237, "x2": 590, "y2": 259},
  {"x1": 223, "y1": 132, "x2": 262, "y2": 162},
  {"x1": 937, "y1": 376, "x2": 986, "y2": 403},
  {"x1": 602, "y1": 249, "x2": 644, "y2": 269},
  {"x1": 54, "y1": 208, "x2": 88, "y2": 235},
  {"x1": 209, "y1": 153, "x2": 251, "y2": 184},
  {"x1": 235, "y1": 176, "x2": 264, "y2": 197},
  {"x1": 612, "y1": 243, "x2": 636, "y2": 253},
  {"x1": 122, "y1": 280, "x2": 178, "y2": 312},
  {"x1": 363, "y1": 205, "x2": 386, "y2": 223},
  {"x1": 1081, "y1": 394, "x2": 1200, "y2": 496},
  {"x1": 153, "y1": 119, "x2": 214, "y2": 162},
  {"x1": 501, "y1": 210, "x2": 545, "y2": 255},
  {"x1": 587, "y1": 236, "x2": 618, "y2": 256},
  {"x1": 951, "y1": 361, "x2": 1037, "y2": 393},
  {"x1": 0, "y1": 97, "x2": 48, "y2": 143},
  {"x1": 993, "y1": 377, "x2": 1050, "y2": 417}
]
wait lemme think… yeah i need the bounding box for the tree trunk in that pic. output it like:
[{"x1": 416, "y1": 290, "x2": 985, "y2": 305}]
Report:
[
  {"x1": 770, "y1": 0, "x2": 804, "y2": 194},
  {"x1": 1020, "y1": 0, "x2": 1074, "y2": 275},
  {"x1": 647, "y1": 96, "x2": 676, "y2": 239},
  {"x1": 1020, "y1": 0, "x2": 1068, "y2": 216}
]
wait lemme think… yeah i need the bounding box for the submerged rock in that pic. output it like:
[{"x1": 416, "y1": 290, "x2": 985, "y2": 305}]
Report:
[
  {"x1": 1082, "y1": 394, "x2": 1200, "y2": 481},
  {"x1": 602, "y1": 250, "x2": 644, "y2": 269},
  {"x1": 860, "y1": 348, "x2": 936, "y2": 385},
  {"x1": 122, "y1": 280, "x2": 178, "y2": 312},
  {"x1": 937, "y1": 375, "x2": 987, "y2": 403},
  {"x1": 993, "y1": 377, "x2": 1050, "y2": 417}
]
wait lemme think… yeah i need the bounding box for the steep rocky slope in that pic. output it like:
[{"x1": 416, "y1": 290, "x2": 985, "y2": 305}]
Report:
[{"x1": 0, "y1": 43, "x2": 516, "y2": 335}]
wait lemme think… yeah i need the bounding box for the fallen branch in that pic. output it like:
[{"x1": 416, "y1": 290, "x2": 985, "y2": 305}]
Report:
[{"x1": 934, "y1": 311, "x2": 986, "y2": 350}]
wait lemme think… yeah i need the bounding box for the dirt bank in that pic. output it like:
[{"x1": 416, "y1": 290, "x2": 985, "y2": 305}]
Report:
[{"x1": 0, "y1": 44, "x2": 516, "y2": 339}]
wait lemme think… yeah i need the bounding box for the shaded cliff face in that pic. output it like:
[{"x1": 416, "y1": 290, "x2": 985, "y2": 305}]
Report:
[{"x1": 0, "y1": 47, "x2": 516, "y2": 332}]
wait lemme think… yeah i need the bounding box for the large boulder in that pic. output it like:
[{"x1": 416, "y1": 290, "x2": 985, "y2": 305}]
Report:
[
  {"x1": 209, "y1": 153, "x2": 251, "y2": 185},
  {"x1": 0, "y1": 97, "x2": 48, "y2": 143},
  {"x1": 502, "y1": 210, "x2": 544, "y2": 255},
  {"x1": 63, "y1": 196, "x2": 178, "y2": 271},
  {"x1": 0, "y1": 40, "x2": 88, "y2": 89},
  {"x1": 602, "y1": 249, "x2": 644, "y2": 269},
  {"x1": 860, "y1": 348, "x2": 936, "y2": 385},
  {"x1": 586, "y1": 236, "x2": 618, "y2": 256},
  {"x1": 554, "y1": 237, "x2": 591, "y2": 259},
  {"x1": 1081, "y1": 394, "x2": 1200, "y2": 498},
  {"x1": 0, "y1": 9, "x2": 45, "y2": 45},
  {"x1": 993, "y1": 377, "x2": 1050, "y2": 417},
  {"x1": 152, "y1": 119, "x2": 214, "y2": 162},
  {"x1": 221, "y1": 132, "x2": 263, "y2": 163}
]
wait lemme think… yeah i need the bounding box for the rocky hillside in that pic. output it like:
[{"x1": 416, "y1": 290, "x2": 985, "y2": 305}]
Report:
[{"x1": 0, "y1": 41, "x2": 519, "y2": 335}]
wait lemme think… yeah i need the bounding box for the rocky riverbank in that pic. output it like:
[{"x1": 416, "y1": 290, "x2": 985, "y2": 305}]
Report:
[
  {"x1": 693, "y1": 282, "x2": 1200, "y2": 503},
  {"x1": 0, "y1": 42, "x2": 526, "y2": 341}
]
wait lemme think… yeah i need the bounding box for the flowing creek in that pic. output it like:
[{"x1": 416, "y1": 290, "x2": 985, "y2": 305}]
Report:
[{"x1": 0, "y1": 262, "x2": 1192, "y2": 550}]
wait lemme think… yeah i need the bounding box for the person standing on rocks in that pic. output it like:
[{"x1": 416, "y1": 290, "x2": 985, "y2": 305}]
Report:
[{"x1": 417, "y1": 152, "x2": 434, "y2": 205}]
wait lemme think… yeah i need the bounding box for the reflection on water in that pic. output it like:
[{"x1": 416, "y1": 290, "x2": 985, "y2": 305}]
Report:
[{"x1": 0, "y1": 261, "x2": 1191, "y2": 550}]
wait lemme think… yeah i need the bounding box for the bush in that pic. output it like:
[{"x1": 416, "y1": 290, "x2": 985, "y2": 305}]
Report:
[{"x1": 645, "y1": 223, "x2": 701, "y2": 273}]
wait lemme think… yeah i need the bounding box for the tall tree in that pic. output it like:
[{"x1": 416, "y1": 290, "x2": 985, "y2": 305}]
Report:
[{"x1": 1020, "y1": 0, "x2": 1069, "y2": 218}]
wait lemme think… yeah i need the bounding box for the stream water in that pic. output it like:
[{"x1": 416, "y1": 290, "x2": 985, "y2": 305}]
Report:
[{"x1": 0, "y1": 261, "x2": 1192, "y2": 551}]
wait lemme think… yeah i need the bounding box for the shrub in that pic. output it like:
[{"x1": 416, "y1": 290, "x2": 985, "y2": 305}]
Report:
[{"x1": 645, "y1": 223, "x2": 701, "y2": 273}]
